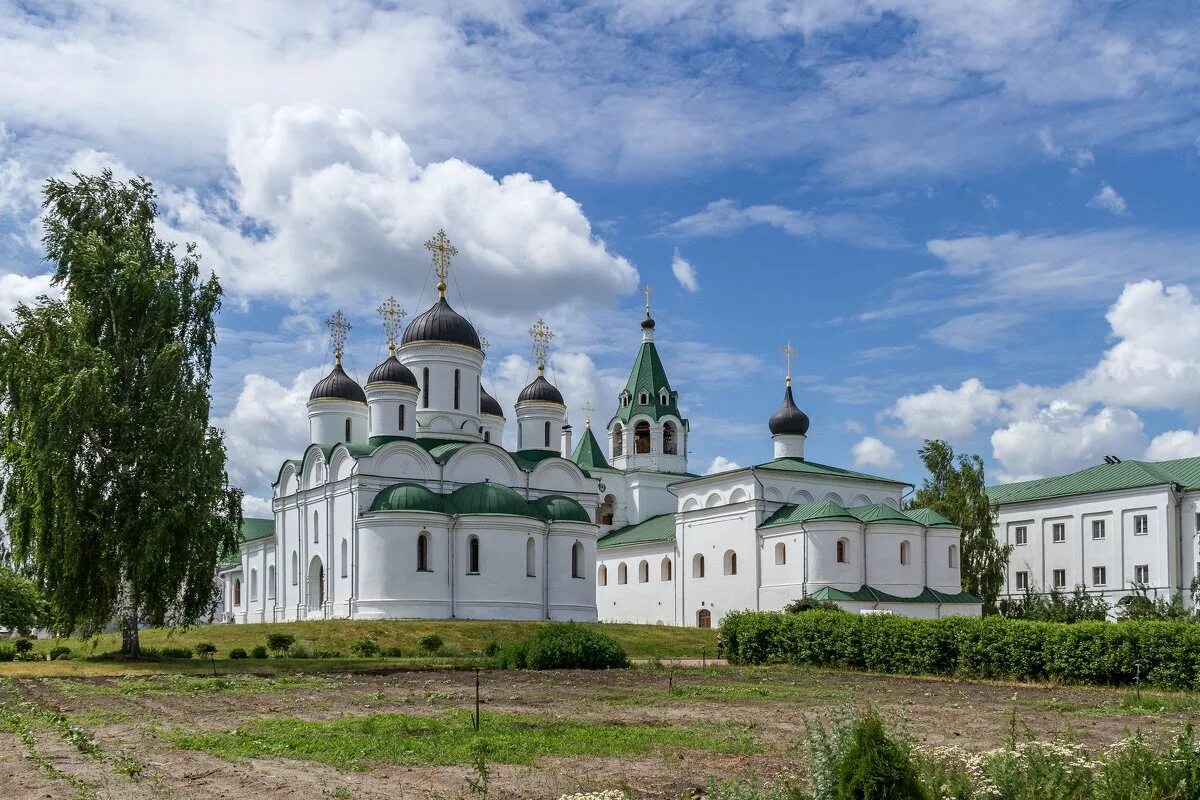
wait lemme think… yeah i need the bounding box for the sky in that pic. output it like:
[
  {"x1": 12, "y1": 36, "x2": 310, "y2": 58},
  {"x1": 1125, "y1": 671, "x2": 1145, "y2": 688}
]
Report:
[{"x1": 1, "y1": 1, "x2": 1199, "y2": 516}]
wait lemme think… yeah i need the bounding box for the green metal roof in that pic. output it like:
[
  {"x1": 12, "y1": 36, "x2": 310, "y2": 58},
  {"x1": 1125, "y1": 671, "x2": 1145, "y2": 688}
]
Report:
[
  {"x1": 450, "y1": 482, "x2": 535, "y2": 517},
  {"x1": 986, "y1": 456, "x2": 1200, "y2": 506},
  {"x1": 809, "y1": 584, "x2": 982, "y2": 604},
  {"x1": 532, "y1": 494, "x2": 592, "y2": 523},
  {"x1": 762, "y1": 500, "x2": 860, "y2": 528},
  {"x1": 370, "y1": 482, "x2": 447, "y2": 513},
  {"x1": 571, "y1": 425, "x2": 611, "y2": 471},
  {"x1": 755, "y1": 457, "x2": 908, "y2": 486},
  {"x1": 902, "y1": 507, "x2": 959, "y2": 529},
  {"x1": 598, "y1": 513, "x2": 676, "y2": 549},
  {"x1": 242, "y1": 518, "x2": 275, "y2": 541},
  {"x1": 611, "y1": 340, "x2": 687, "y2": 425},
  {"x1": 847, "y1": 504, "x2": 921, "y2": 526}
]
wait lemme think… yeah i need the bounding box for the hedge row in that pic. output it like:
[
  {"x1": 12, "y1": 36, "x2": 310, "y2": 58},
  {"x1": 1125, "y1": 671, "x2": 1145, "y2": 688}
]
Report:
[{"x1": 720, "y1": 610, "x2": 1200, "y2": 689}]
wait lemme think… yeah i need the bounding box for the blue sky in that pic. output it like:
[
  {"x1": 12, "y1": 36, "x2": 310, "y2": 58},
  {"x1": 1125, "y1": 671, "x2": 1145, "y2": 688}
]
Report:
[{"x1": 1, "y1": 1, "x2": 1199, "y2": 514}]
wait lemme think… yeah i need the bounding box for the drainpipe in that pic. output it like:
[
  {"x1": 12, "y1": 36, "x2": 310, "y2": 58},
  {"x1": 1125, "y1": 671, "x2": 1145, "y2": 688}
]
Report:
[
  {"x1": 448, "y1": 515, "x2": 458, "y2": 619},
  {"x1": 544, "y1": 521, "x2": 552, "y2": 620}
]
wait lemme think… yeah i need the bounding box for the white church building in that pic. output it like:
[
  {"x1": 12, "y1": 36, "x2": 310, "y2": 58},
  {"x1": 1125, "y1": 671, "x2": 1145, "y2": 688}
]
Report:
[{"x1": 216, "y1": 229, "x2": 980, "y2": 626}]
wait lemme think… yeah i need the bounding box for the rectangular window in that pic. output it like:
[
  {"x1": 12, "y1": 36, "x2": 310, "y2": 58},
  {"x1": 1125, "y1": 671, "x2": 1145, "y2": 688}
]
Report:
[
  {"x1": 1091, "y1": 519, "x2": 1106, "y2": 540},
  {"x1": 1014, "y1": 526, "x2": 1028, "y2": 546},
  {"x1": 1015, "y1": 571, "x2": 1029, "y2": 590},
  {"x1": 1134, "y1": 514, "x2": 1149, "y2": 534},
  {"x1": 454, "y1": 369, "x2": 461, "y2": 410},
  {"x1": 1092, "y1": 565, "x2": 1107, "y2": 586},
  {"x1": 1195, "y1": 512, "x2": 1200, "y2": 534},
  {"x1": 1053, "y1": 569, "x2": 1066, "y2": 588},
  {"x1": 399, "y1": 404, "x2": 405, "y2": 430},
  {"x1": 1134, "y1": 564, "x2": 1149, "y2": 583},
  {"x1": 1052, "y1": 523, "x2": 1066, "y2": 543}
]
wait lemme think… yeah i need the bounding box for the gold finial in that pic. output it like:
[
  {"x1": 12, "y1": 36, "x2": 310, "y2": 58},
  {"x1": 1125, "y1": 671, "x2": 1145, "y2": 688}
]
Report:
[
  {"x1": 582, "y1": 401, "x2": 595, "y2": 427},
  {"x1": 781, "y1": 339, "x2": 796, "y2": 386},
  {"x1": 642, "y1": 283, "x2": 654, "y2": 315},
  {"x1": 326, "y1": 310, "x2": 351, "y2": 366},
  {"x1": 529, "y1": 318, "x2": 554, "y2": 375},
  {"x1": 424, "y1": 229, "x2": 458, "y2": 298},
  {"x1": 377, "y1": 296, "x2": 406, "y2": 356}
]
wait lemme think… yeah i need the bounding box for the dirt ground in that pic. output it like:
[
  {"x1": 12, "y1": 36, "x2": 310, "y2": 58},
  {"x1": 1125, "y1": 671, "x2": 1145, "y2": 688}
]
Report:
[{"x1": 2, "y1": 665, "x2": 1196, "y2": 800}]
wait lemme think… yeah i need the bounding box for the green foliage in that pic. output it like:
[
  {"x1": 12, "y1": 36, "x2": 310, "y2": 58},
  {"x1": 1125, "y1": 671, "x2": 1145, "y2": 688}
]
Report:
[
  {"x1": 289, "y1": 639, "x2": 315, "y2": 659},
  {"x1": 466, "y1": 738, "x2": 491, "y2": 796},
  {"x1": 0, "y1": 645, "x2": 14, "y2": 662},
  {"x1": 0, "y1": 566, "x2": 46, "y2": 633},
  {"x1": 159, "y1": 646, "x2": 193, "y2": 660},
  {"x1": 418, "y1": 633, "x2": 444, "y2": 654},
  {"x1": 250, "y1": 645, "x2": 268, "y2": 659},
  {"x1": 266, "y1": 633, "x2": 295, "y2": 655},
  {"x1": 998, "y1": 586, "x2": 1109, "y2": 623},
  {"x1": 383, "y1": 646, "x2": 403, "y2": 658},
  {"x1": 836, "y1": 711, "x2": 928, "y2": 800},
  {"x1": 195, "y1": 642, "x2": 217, "y2": 658},
  {"x1": 13, "y1": 637, "x2": 34, "y2": 654},
  {"x1": 228, "y1": 648, "x2": 247, "y2": 659},
  {"x1": 48, "y1": 646, "x2": 72, "y2": 661},
  {"x1": 785, "y1": 597, "x2": 845, "y2": 614},
  {"x1": 496, "y1": 622, "x2": 629, "y2": 670},
  {"x1": 909, "y1": 440, "x2": 1010, "y2": 613},
  {"x1": 721, "y1": 610, "x2": 1200, "y2": 689},
  {"x1": 349, "y1": 637, "x2": 380, "y2": 658},
  {"x1": 483, "y1": 641, "x2": 501, "y2": 657},
  {"x1": 0, "y1": 171, "x2": 242, "y2": 655},
  {"x1": 1116, "y1": 583, "x2": 1196, "y2": 621}
]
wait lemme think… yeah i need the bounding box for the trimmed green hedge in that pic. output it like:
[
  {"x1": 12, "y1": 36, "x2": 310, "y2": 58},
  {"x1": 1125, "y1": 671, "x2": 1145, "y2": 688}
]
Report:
[{"x1": 720, "y1": 610, "x2": 1200, "y2": 689}]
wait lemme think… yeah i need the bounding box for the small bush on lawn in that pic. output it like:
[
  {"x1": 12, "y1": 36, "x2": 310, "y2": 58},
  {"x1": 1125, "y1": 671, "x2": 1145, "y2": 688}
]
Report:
[
  {"x1": 314, "y1": 650, "x2": 343, "y2": 659},
  {"x1": 484, "y1": 641, "x2": 501, "y2": 657},
  {"x1": 196, "y1": 642, "x2": 217, "y2": 659},
  {"x1": 49, "y1": 646, "x2": 73, "y2": 661},
  {"x1": 229, "y1": 648, "x2": 248, "y2": 660},
  {"x1": 160, "y1": 647, "x2": 193, "y2": 660},
  {"x1": 289, "y1": 639, "x2": 315, "y2": 659},
  {"x1": 497, "y1": 623, "x2": 628, "y2": 670},
  {"x1": 250, "y1": 645, "x2": 268, "y2": 659},
  {"x1": 350, "y1": 637, "x2": 381, "y2": 658},
  {"x1": 383, "y1": 646, "x2": 403, "y2": 658},
  {"x1": 0, "y1": 645, "x2": 15, "y2": 662},
  {"x1": 836, "y1": 710, "x2": 928, "y2": 800},
  {"x1": 418, "y1": 634, "x2": 443, "y2": 655},
  {"x1": 13, "y1": 637, "x2": 33, "y2": 654},
  {"x1": 266, "y1": 633, "x2": 295, "y2": 657}
]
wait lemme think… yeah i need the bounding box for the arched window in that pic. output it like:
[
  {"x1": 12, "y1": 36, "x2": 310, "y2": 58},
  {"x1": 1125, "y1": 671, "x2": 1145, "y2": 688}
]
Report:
[
  {"x1": 660, "y1": 391, "x2": 668, "y2": 405},
  {"x1": 454, "y1": 369, "x2": 461, "y2": 409},
  {"x1": 724, "y1": 550, "x2": 737, "y2": 576},
  {"x1": 341, "y1": 538, "x2": 349, "y2": 577},
  {"x1": 661, "y1": 557, "x2": 673, "y2": 581},
  {"x1": 484, "y1": 430, "x2": 491, "y2": 443},
  {"x1": 693, "y1": 553, "x2": 705, "y2": 578},
  {"x1": 417, "y1": 532, "x2": 430, "y2": 571},
  {"x1": 398, "y1": 404, "x2": 405, "y2": 431},
  {"x1": 267, "y1": 566, "x2": 276, "y2": 600},
  {"x1": 250, "y1": 569, "x2": 258, "y2": 602},
  {"x1": 313, "y1": 511, "x2": 319, "y2": 543},
  {"x1": 233, "y1": 578, "x2": 241, "y2": 606},
  {"x1": 345, "y1": 417, "x2": 352, "y2": 442},
  {"x1": 598, "y1": 564, "x2": 608, "y2": 586},
  {"x1": 572, "y1": 541, "x2": 584, "y2": 578},
  {"x1": 526, "y1": 537, "x2": 536, "y2": 577},
  {"x1": 697, "y1": 609, "x2": 711, "y2": 628},
  {"x1": 638, "y1": 560, "x2": 649, "y2": 583},
  {"x1": 634, "y1": 421, "x2": 651, "y2": 454},
  {"x1": 949, "y1": 544, "x2": 959, "y2": 569},
  {"x1": 836, "y1": 538, "x2": 849, "y2": 564},
  {"x1": 467, "y1": 535, "x2": 480, "y2": 574},
  {"x1": 291, "y1": 551, "x2": 298, "y2": 585},
  {"x1": 422, "y1": 368, "x2": 430, "y2": 408},
  {"x1": 598, "y1": 494, "x2": 615, "y2": 526},
  {"x1": 775, "y1": 542, "x2": 786, "y2": 566},
  {"x1": 617, "y1": 562, "x2": 628, "y2": 584},
  {"x1": 544, "y1": 420, "x2": 551, "y2": 448},
  {"x1": 900, "y1": 540, "x2": 911, "y2": 566},
  {"x1": 663, "y1": 422, "x2": 677, "y2": 455},
  {"x1": 612, "y1": 424, "x2": 624, "y2": 457},
  {"x1": 639, "y1": 391, "x2": 648, "y2": 405}
]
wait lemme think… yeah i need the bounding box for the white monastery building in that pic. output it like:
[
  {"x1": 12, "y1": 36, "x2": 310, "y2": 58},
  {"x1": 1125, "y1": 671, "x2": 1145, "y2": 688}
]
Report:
[
  {"x1": 989, "y1": 457, "x2": 1200, "y2": 610},
  {"x1": 217, "y1": 230, "x2": 980, "y2": 625}
]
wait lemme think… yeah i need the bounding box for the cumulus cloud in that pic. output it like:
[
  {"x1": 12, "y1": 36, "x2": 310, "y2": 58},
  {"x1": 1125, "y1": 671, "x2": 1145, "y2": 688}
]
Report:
[
  {"x1": 1089, "y1": 183, "x2": 1130, "y2": 216},
  {"x1": 991, "y1": 402, "x2": 1145, "y2": 482},
  {"x1": 885, "y1": 378, "x2": 1003, "y2": 440},
  {"x1": 1145, "y1": 429, "x2": 1200, "y2": 461},
  {"x1": 671, "y1": 249, "x2": 699, "y2": 292},
  {"x1": 852, "y1": 437, "x2": 900, "y2": 471},
  {"x1": 706, "y1": 455, "x2": 741, "y2": 474},
  {"x1": 0, "y1": 272, "x2": 57, "y2": 323}
]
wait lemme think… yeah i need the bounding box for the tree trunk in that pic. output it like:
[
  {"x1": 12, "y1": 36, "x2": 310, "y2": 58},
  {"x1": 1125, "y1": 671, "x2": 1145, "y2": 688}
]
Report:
[{"x1": 121, "y1": 609, "x2": 140, "y2": 658}]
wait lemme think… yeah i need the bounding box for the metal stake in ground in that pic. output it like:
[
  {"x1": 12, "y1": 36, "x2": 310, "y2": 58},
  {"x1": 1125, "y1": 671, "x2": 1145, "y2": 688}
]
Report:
[{"x1": 474, "y1": 667, "x2": 481, "y2": 731}]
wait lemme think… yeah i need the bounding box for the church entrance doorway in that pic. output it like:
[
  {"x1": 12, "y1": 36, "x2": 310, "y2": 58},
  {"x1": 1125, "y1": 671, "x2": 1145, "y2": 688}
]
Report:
[
  {"x1": 697, "y1": 609, "x2": 711, "y2": 628},
  {"x1": 307, "y1": 556, "x2": 325, "y2": 610}
]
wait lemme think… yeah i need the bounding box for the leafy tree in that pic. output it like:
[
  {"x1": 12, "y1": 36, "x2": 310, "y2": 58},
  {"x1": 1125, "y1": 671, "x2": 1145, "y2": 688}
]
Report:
[
  {"x1": 265, "y1": 632, "x2": 295, "y2": 656},
  {"x1": 998, "y1": 585, "x2": 1108, "y2": 623},
  {"x1": 908, "y1": 440, "x2": 1011, "y2": 614},
  {"x1": 836, "y1": 710, "x2": 929, "y2": 800},
  {"x1": 0, "y1": 565, "x2": 45, "y2": 633},
  {"x1": 0, "y1": 171, "x2": 242, "y2": 657}
]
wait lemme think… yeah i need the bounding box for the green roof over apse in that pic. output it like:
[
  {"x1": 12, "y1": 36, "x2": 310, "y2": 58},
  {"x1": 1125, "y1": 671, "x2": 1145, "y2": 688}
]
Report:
[
  {"x1": 370, "y1": 482, "x2": 447, "y2": 513},
  {"x1": 611, "y1": 339, "x2": 686, "y2": 425},
  {"x1": 762, "y1": 501, "x2": 860, "y2": 528},
  {"x1": 847, "y1": 504, "x2": 922, "y2": 526},
  {"x1": 570, "y1": 425, "x2": 615, "y2": 472},
  {"x1": 219, "y1": 518, "x2": 275, "y2": 568},
  {"x1": 902, "y1": 507, "x2": 959, "y2": 529},
  {"x1": 450, "y1": 481, "x2": 536, "y2": 517},
  {"x1": 532, "y1": 495, "x2": 592, "y2": 523},
  {"x1": 598, "y1": 513, "x2": 676, "y2": 549},
  {"x1": 809, "y1": 584, "x2": 982, "y2": 604},
  {"x1": 986, "y1": 456, "x2": 1200, "y2": 506}
]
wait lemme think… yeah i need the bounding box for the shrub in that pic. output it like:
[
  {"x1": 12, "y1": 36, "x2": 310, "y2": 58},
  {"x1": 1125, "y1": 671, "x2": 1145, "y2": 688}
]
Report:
[
  {"x1": 13, "y1": 637, "x2": 33, "y2": 654},
  {"x1": 160, "y1": 647, "x2": 193, "y2": 660},
  {"x1": 289, "y1": 639, "x2": 315, "y2": 659},
  {"x1": 497, "y1": 623, "x2": 628, "y2": 670},
  {"x1": 266, "y1": 632, "x2": 296, "y2": 656},
  {"x1": 195, "y1": 642, "x2": 217, "y2": 658},
  {"x1": 250, "y1": 645, "x2": 268, "y2": 659},
  {"x1": 314, "y1": 650, "x2": 343, "y2": 659},
  {"x1": 383, "y1": 646, "x2": 403, "y2": 658},
  {"x1": 483, "y1": 641, "x2": 501, "y2": 657},
  {"x1": 836, "y1": 711, "x2": 928, "y2": 800},
  {"x1": 350, "y1": 637, "x2": 381, "y2": 658},
  {"x1": 48, "y1": 646, "x2": 73, "y2": 661},
  {"x1": 229, "y1": 648, "x2": 248, "y2": 660},
  {"x1": 418, "y1": 634, "x2": 444, "y2": 654},
  {"x1": 785, "y1": 597, "x2": 845, "y2": 614},
  {"x1": 0, "y1": 645, "x2": 15, "y2": 662}
]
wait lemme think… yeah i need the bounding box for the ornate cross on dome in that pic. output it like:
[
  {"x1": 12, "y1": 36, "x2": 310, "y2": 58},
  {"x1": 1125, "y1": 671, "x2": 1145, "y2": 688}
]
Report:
[
  {"x1": 582, "y1": 401, "x2": 595, "y2": 427},
  {"x1": 424, "y1": 229, "x2": 458, "y2": 298},
  {"x1": 326, "y1": 309, "x2": 351, "y2": 365},
  {"x1": 529, "y1": 318, "x2": 554, "y2": 375},
  {"x1": 781, "y1": 339, "x2": 796, "y2": 385},
  {"x1": 377, "y1": 297, "x2": 406, "y2": 355},
  {"x1": 478, "y1": 334, "x2": 490, "y2": 360},
  {"x1": 642, "y1": 283, "x2": 654, "y2": 314}
]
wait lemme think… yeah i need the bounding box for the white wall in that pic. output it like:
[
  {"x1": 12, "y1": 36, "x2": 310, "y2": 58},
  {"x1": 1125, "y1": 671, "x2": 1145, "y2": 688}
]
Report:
[{"x1": 596, "y1": 541, "x2": 677, "y2": 624}]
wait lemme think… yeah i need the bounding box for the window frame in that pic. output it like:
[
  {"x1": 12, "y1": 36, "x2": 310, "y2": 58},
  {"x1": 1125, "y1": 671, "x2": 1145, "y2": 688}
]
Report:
[
  {"x1": 1092, "y1": 565, "x2": 1107, "y2": 586},
  {"x1": 467, "y1": 535, "x2": 480, "y2": 575},
  {"x1": 1133, "y1": 514, "x2": 1149, "y2": 535},
  {"x1": 1014, "y1": 525, "x2": 1028, "y2": 546},
  {"x1": 1134, "y1": 564, "x2": 1149, "y2": 584},
  {"x1": 1052, "y1": 568, "x2": 1066, "y2": 589},
  {"x1": 1092, "y1": 519, "x2": 1106, "y2": 540},
  {"x1": 1015, "y1": 570, "x2": 1029, "y2": 591},
  {"x1": 1052, "y1": 522, "x2": 1066, "y2": 543}
]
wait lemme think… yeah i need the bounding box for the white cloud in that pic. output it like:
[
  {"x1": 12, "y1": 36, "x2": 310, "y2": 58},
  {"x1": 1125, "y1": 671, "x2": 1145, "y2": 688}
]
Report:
[
  {"x1": 852, "y1": 436, "x2": 900, "y2": 471},
  {"x1": 671, "y1": 248, "x2": 699, "y2": 292},
  {"x1": 885, "y1": 378, "x2": 1003, "y2": 441},
  {"x1": 664, "y1": 199, "x2": 897, "y2": 248},
  {"x1": 706, "y1": 455, "x2": 740, "y2": 474},
  {"x1": 925, "y1": 311, "x2": 1026, "y2": 352},
  {"x1": 1145, "y1": 429, "x2": 1200, "y2": 461},
  {"x1": 0, "y1": 272, "x2": 56, "y2": 323},
  {"x1": 1089, "y1": 183, "x2": 1130, "y2": 216},
  {"x1": 981, "y1": 193, "x2": 999, "y2": 210},
  {"x1": 991, "y1": 402, "x2": 1145, "y2": 482}
]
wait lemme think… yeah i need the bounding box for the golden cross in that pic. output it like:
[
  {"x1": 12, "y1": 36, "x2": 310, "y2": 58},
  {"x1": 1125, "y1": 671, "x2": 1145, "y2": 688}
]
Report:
[
  {"x1": 478, "y1": 334, "x2": 490, "y2": 359},
  {"x1": 529, "y1": 318, "x2": 554, "y2": 374},
  {"x1": 582, "y1": 401, "x2": 595, "y2": 427},
  {"x1": 642, "y1": 283, "x2": 654, "y2": 314},
  {"x1": 781, "y1": 339, "x2": 796, "y2": 384},
  {"x1": 424, "y1": 229, "x2": 458, "y2": 297},
  {"x1": 377, "y1": 297, "x2": 406, "y2": 354},
  {"x1": 326, "y1": 310, "x2": 351, "y2": 365}
]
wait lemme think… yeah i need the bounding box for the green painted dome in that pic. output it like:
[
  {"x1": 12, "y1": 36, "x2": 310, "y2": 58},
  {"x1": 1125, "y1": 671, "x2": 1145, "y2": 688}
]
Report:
[
  {"x1": 532, "y1": 495, "x2": 591, "y2": 523},
  {"x1": 450, "y1": 481, "x2": 535, "y2": 517},
  {"x1": 370, "y1": 482, "x2": 446, "y2": 513}
]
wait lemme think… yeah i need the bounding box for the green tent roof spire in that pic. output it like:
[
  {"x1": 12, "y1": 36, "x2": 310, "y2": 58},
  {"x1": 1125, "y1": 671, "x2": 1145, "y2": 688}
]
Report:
[{"x1": 571, "y1": 425, "x2": 611, "y2": 470}]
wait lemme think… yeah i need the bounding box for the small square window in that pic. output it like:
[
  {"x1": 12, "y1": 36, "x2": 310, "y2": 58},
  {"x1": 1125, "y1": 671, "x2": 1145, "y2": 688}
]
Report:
[
  {"x1": 1091, "y1": 520, "x2": 1106, "y2": 540},
  {"x1": 1052, "y1": 569, "x2": 1066, "y2": 588},
  {"x1": 1052, "y1": 523, "x2": 1066, "y2": 543},
  {"x1": 1014, "y1": 526, "x2": 1028, "y2": 546},
  {"x1": 1134, "y1": 564, "x2": 1149, "y2": 583},
  {"x1": 1133, "y1": 514, "x2": 1149, "y2": 535},
  {"x1": 1092, "y1": 566, "x2": 1107, "y2": 586},
  {"x1": 1015, "y1": 571, "x2": 1029, "y2": 590}
]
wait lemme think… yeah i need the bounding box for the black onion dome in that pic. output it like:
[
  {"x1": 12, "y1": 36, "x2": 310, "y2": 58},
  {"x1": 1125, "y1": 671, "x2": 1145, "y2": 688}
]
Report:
[
  {"x1": 309, "y1": 363, "x2": 367, "y2": 404},
  {"x1": 641, "y1": 313, "x2": 656, "y2": 330},
  {"x1": 401, "y1": 297, "x2": 481, "y2": 349},
  {"x1": 480, "y1": 386, "x2": 505, "y2": 418},
  {"x1": 366, "y1": 354, "x2": 418, "y2": 387},
  {"x1": 517, "y1": 374, "x2": 565, "y2": 405},
  {"x1": 769, "y1": 383, "x2": 810, "y2": 436}
]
